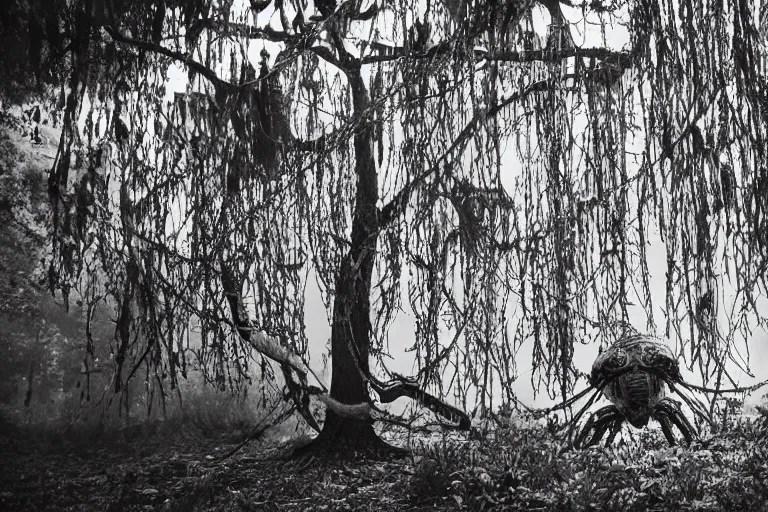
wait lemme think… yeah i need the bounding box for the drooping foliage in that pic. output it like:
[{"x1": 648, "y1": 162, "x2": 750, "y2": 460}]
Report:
[{"x1": 5, "y1": 0, "x2": 767, "y2": 427}]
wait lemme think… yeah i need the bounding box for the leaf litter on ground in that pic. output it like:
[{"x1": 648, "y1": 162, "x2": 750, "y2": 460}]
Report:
[{"x1": 1, "y1": 412, "x2": 767, "y2": 511}]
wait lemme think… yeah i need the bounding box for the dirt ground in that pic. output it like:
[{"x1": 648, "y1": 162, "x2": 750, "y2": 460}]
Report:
[{"x1": 0, "y1": 420, "x2": 448, "y2": 512}]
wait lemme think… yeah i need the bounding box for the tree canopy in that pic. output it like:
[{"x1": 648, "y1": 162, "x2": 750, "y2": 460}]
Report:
[{"x1": 4, "y1": 0, "x2": 767, "y2": 448}]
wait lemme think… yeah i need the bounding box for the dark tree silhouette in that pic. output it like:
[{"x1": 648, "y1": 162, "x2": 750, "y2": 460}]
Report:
[{"x1": 3, "y1": 0, "x2": 767, "y2": 453}]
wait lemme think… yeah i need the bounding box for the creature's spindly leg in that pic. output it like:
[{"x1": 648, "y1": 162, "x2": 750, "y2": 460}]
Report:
[
  {"x1": 667, "y1": 381, "x2": 714, "y2": 429},
  {"x1": 604, "y1": 417, "x2": 623, "y2": 447},
  {"x1": 654, "y1": 409, "x2": 678, "y2": 446},
  {"x1": 575, "y1": 405, "x2": 623, "y2": 448},
  {"x1": 653, "y1": 398, "x2": 696, "y2": 446}
]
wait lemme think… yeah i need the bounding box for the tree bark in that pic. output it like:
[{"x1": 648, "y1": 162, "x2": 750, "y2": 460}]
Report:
[{"x1": 298, "y1": 65, "x2": 396, "y2": 454}]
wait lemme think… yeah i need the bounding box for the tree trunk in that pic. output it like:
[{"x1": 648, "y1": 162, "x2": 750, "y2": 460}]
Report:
[
  {"x1": 297, "y1": 66, "x2": 398, "y2": 455},
  {"x1": 312, "y1": 251, "x2": 380, "y2": 447}
]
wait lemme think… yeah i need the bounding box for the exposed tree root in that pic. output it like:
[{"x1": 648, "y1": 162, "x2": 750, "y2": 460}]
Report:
[{"x1": 290, "y1": 417, "x2": 408, "y2": 461}]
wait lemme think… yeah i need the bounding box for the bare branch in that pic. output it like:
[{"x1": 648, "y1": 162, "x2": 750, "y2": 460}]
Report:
[
  {"x1": 307, "y1": 45, "x2": 347, "y2": 74},
  {"x1": 219, "y1": 258, "x2": 321, "y2": 432},
  {"x1": 103, "y1": 25, "x2": 233, "y2": 92},
  {"x1": 360, "y1": 37, "x2": 630, "y2": 67}
]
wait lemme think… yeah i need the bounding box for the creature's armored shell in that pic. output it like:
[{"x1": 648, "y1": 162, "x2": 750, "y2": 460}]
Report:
[
  {"x1": 591, "y1": 334, "x2": 680, "y2": 383},
  {"x1": 590, "y1": 335, "x2": 680, "y2": 428}
]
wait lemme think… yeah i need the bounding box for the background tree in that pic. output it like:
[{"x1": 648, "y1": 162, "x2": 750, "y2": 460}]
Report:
[
  {"x1": 0, "y1": 113, "x2": 102, "y2": 424},
  {"x1": 4, "y1": 0, "x2": 767, "y2": 453}
]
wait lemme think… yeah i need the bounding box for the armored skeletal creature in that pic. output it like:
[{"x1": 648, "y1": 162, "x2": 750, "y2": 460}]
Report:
[
  {"x1": 577, "y1": 334, "x2": 694, "y2": 447},
  {"x1": 536, "y1": 333, "x2": 768, "y2": 448}
]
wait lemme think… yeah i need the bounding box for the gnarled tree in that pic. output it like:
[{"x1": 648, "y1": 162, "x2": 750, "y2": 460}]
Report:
[{"x1": 5, "y1": 0, "x2": 767, "y2": 452}]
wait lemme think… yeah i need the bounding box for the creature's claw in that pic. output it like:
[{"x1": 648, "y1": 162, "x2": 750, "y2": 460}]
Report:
[
  {"x1": 653, "y1": 397, "x2": 695, "y2": 446},
  {"x1": 574, "y1": 405, "x2": 623, "y2": 448}
]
